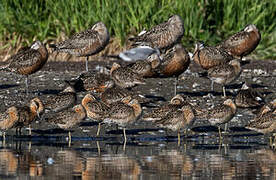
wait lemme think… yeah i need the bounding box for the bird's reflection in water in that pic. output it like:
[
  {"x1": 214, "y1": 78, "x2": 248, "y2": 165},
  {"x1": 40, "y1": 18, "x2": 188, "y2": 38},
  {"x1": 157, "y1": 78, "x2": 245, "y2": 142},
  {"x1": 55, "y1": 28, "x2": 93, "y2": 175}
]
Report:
[{"x1": 1, "y1": 141, "x2": 276, "y2": 179}]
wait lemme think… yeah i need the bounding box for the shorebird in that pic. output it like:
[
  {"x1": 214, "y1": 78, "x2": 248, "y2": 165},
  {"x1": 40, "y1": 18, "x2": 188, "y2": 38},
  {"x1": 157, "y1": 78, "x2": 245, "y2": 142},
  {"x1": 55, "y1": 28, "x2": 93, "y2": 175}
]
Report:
[
  {"x1": 42, "y1": 82, "x2": 77, "y2": 113},
  {"x1": 126, "y1": 53, "x2": 160, "y2": 78},
  {"x1": 81, "y1": 94, "x2": 110, "y2": 136},
  {"x1": 110, "y1": 62, "x2": 145, "y2": 88},
  {"x1": 216, "y1": 24, "x2": 261, "y2": 59},
  {"x1": 198, "y1": 99, "x2": 237, "y2": 139},
  {"x1": 0, "y1": 41, "x2": 48, "y2": 94},
  {"x1": 246, "y1": 108, "x2": 276, "y2": 147},
  {"x1": 155, "y1": 105, "x2": 195, "y2": 146},
  {"x1": 157, "y1": 44, "x2": 190, "y2": 95},
  {"x1": 49, "y1": 22, "x2": 110, "y2": 71},
  {"x1": 103, "y1": 97, "x2": 142, "y2": 145},
  {"x1": 101, "y1": 85, "x2": 147, "y2": 105},
  {"x1": 143, "y1": 94, "x2": 188, "y2": 121},
  {"x1": 71, "y1": 71, "x2": 114, "y2": 92},
  {"x1": 192, "y1": 42, "x2": 233, "y2": 70},
  {"x1": 208, "y1": 59, "x2": 242, "y2": 97},
  {"x1": 254, "y1": 99, "x2": 276, "y2": 117},
  {"x1": 46, "y1": 104, "x2": 86, "y2": 146},
  {"x1": 235, "y1": 82, "x2": 264, "y2": 108},
  {"x1": 0, "y1": 98, "x2": 44, "y2": 139},
  {"x1": 129, "y1": 15, "x2": 184, "y2": 51}
]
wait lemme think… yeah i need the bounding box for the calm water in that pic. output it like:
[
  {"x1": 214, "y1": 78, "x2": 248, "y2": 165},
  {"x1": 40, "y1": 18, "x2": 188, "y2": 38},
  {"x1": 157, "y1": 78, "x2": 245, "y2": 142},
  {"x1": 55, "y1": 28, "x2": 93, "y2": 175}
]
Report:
[{"x1": 0, "y1": 134, "x2": 275, "y2": 180}]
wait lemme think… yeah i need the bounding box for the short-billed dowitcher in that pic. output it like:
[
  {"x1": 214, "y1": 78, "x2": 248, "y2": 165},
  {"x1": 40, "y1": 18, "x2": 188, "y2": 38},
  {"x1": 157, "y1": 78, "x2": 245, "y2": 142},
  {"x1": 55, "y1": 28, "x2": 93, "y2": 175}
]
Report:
[
  {"x1": 0, "y1": 41, "x2": 48, "y2": 94},
  {"x1": 50, "y1": 22, "x2": 110, "y2": 71},
  {"x1": 157, "y1": 44, "x2": 190, "y2": 95},
  {"x1": 208, "y1": 59, "x2": 242, "y2": 97},
  {"x1": 103, "y1": 97, "x2": 142, "y2": 143},
  {"x1": 246, "y1": 109, "x2": 276, "y2": 147},
  {"x1": 216, "y1": 24, "x2": 261, "y2": 59},
  {"x1": 72, "y1": 71, "x2": 114, "y2": 92},
  {"x1": 110, "y1": 62, "x2": 145, "y2": 88},
  {"x1": 43, "y1": 82, "x2": 77, "y2": 113},
  {"x1": 82, "y1": 94, "x2": 110, "y2": 136},
  {"x1": 199, "y1": 99, "x2": 237, "y2": 139},
  {"x1": 192, "y1": 42, "x2": 233, "y2": 70},
  {"x1": 155, "y1": 105, "x2": 195, "y2": 146},
  {"x1": 101, "y1": 85, "x2": 147, "y2": 105},
  {"x1": 235, "y1": 82, "x2": 264, "y2": 108},
  {"x1": 255, "y1": 99, "x2": 276, "y2": 117},
  {"x1": 129, "y1": 15, "x2": 184, "y2": 51},
  {"x1": 126, "y1": 53, "x2": 160, "y2": 78},
  {"x1": 46, "y1": 104, "x2": 86, "y2": 146},
  {"x1": 0, "y1": 98, "x2": 44, "y2": 138},
  {"x1": 143, "y1": 94, "x2": 188, "y2": 121}
]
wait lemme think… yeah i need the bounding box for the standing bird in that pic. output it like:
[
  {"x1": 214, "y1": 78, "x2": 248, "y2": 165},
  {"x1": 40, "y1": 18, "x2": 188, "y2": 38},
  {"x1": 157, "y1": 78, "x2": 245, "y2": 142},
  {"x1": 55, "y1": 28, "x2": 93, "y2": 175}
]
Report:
[
  {"x1": 235, "y1": 82, "x2": 264, "y2": 108},
  {"x1": 208, "y1": 59, "x2": 242, "y2": 97},
  {"x1": 0, "y1": 41, "x2": 48, "y2": 94},
  {"x1": 216, "y1": 24, "x2": 261, "y2": 59},
  {"x1": 46, "y1": 104, "x2": 86, "y2": 146},
  {"x1": 129, "y1": 15, "x2": 184, "y2": 51},
  {"x1": 246, "y1": 108, "x2": 276, "y2": 146},
  {"x1": 103, "y1": 97, "x2": 142, "y2": 145},
  {"x1": 49, "y1": 22, "x2": 110, "y2": 71},
  {"x1": 110, "y1": 62, "x2": 145, "y2": 88},
  {"x1": 155, "y1": 105, "x2": 195, "y2": 146},
  {"x1": 42, "y1": 82, "x2": 77, "y2": 113},
  {"x1": 71, "y1": 71, "x2": 114, "y2": 92},
  {"x1": 81, "y1": 94, "x2": 110, "y2": 136},
  {"x1": 143, "y1": 94, "x2": 188, "y2": 121},
  {"x1": 0, "y1": 98, "x2": 44, "y2": 139},
  {"x1": 198, "y1": 99, "x2": 237, "y2": 139},
  {"x1": 157, "y1": 44, "x2": 191, "y2": 95},
  {"x1": 192, "y1": 42, "x2": 233, "y2": 70}
]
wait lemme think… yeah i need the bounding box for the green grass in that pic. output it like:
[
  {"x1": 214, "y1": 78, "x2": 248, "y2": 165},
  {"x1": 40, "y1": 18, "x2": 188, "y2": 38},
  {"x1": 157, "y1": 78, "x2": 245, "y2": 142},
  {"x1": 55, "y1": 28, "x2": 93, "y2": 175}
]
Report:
[{"x1": 0, "y1": 0, "x2": 275, "y2": 59}]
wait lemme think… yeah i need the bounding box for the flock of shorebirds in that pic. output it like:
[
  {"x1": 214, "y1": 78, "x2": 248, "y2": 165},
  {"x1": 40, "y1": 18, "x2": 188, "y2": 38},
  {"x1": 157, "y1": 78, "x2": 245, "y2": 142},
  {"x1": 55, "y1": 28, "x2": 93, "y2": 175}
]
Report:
[{"x1": 0, "y1": 14, "x2": 275, "y2": 148}]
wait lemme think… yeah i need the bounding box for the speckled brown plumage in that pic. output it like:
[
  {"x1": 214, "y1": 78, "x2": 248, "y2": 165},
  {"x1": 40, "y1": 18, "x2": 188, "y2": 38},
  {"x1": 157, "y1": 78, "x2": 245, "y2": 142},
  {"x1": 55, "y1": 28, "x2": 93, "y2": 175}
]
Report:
[
  {"x1": 1, "y1": 41, "x2": 48, "y2": 76},
  {"x1": 72, "y1": 71, "x2": 114, "y2": 92},
  {"x1": 235, "y1": 82, "x2": 264, "y2": 108},
  {"x1": 82, "y1": 94, "x2": 109, "y2": 122},
  {"x1": 216, "y1": 24, "x2": 261, "y2": 59},
  {"x1": 46, "y1": 104, "x2": 86, "y2": 130},
  {"x1": 110, "y1": 62, "x2": 145, "y2": 88},
  {"x1": 0, "y1": 98, "x2": 44, "y2": 133},
  {"x1": 255, "y1": 99, "x2": 276, "y2": 117},
  {"x1": 158, "y1": 44, "x2": 190, "y2": 77},
  {"x1": 193, "y1": 42, "x2": 233, "y2": 70},
  {"x1": 50, "y1": 22, "x2": 109, "y2": 71},
  {"x1": 101, "y1": 85, "x2": 147, "y2": 105},
  {"x1": 43, "y1": 83, "x2": 77, "y2": 113},
  {"x1": 143, "y1": 94, "x2": 189, "y2": 121},
  {"x1": 208, "y1": 59, "x2": 242, "y2": 97},
  {"x1": 129, "y1": 15, "x2": 184, "y2": 50},
  {"x1": 246, "y1": 109, "x2": 276, "y2": 134},
  {"x1": 200, "y1": 99, "x2": 237, "y2": 127},
  {"x1": 126, "y1": 53, "x2": 160, "y2": 78},
  {"x1": 103, "y1": 98, "x2": 142, "y2": 128}
]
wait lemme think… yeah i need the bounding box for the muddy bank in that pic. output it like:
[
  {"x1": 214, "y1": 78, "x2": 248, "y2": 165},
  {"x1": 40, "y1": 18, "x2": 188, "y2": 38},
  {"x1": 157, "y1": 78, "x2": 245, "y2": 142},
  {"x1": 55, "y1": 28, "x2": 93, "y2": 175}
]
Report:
[{"x1": 0, "y1": 58, "x2": 275, "y2": 142}]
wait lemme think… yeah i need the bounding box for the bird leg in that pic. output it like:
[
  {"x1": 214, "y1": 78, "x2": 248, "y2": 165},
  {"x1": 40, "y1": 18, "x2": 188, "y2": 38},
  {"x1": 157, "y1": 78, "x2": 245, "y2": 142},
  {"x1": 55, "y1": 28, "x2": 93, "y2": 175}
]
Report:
[
  {"x1": 96, "y1": 122, "x2": 101, "y2": 136},
  {"x1": 211, "y1": 81, "x2": 214, "y2": 91},
  {"x1": 218, "y1": 126, "x2": 222, "y2": 141},
  {"x1": 96, "y1": 141, "x2": 101, "y2": 156},
  {"x1": 123, "y1": 128, "x2": 127, "y2": 143},
  {"x1": 223, "y1": 86, "x2": 226, "y2": 97},
  {"x1": 29, "y1": 125, "x2": 32, "y2": 135},
  {"x1": 177, "y1": 131, "x2": 181, "y2": 146},
  {"x1": 85, "y1": 56, "x2": 89, "y2": 72},
  {"x1": 25, "y1": 76, "x2": 29, "y2": 95},
  {"x1": 68, "y1": 131, "x2": 72, "y2": 147},
  {"x1": 174, "y1": 76, "x2": 178, "y2": 96},
  {"x1": 224, "y1": 123, "x2": 228, "y2": 134}
]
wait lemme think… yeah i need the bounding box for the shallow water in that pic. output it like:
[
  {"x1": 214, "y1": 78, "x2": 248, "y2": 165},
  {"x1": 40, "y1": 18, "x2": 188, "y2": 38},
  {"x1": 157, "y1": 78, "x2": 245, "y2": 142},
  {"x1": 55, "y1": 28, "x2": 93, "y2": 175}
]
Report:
[
  {"x1": 0, "y1": 136, "x2": 276, "y2": 180},
  {"x1": 0, "y1": 59, "x2": 276, "y2": 179}
]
